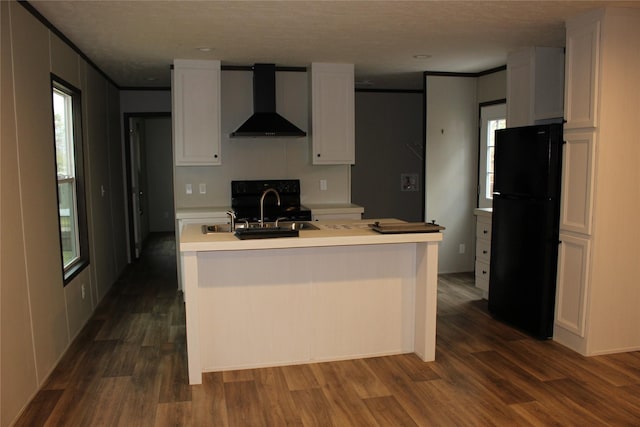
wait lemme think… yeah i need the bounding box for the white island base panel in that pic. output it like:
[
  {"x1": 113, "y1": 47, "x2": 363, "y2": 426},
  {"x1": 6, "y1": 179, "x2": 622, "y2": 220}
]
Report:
[{"x1": 182, "y1": 240, "x2": 439, "y2": 384}]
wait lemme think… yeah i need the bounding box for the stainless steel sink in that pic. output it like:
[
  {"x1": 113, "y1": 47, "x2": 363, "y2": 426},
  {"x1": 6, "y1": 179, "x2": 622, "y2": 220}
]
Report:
[
  {"x1": 234, "y1": 227, "x2": 299, "y2": 240},
  {"x1": 202, "y1": 221, "x2": 318, "y2": 235},
  {"x1": 275, "y1": 221, "x2": 319, "y2": 231},
  {"x1": 202, "y1": 224, "x2": 232, "y2": 234}
]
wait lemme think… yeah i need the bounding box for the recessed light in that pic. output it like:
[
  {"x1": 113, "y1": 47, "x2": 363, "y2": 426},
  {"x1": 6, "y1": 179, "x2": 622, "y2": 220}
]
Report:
[
  {"x1": 413, "y1": 54, "x2": 432, "y2": 59},
  {"x1": 197, "y1": 47, "x2": 213, "y2": 52}
]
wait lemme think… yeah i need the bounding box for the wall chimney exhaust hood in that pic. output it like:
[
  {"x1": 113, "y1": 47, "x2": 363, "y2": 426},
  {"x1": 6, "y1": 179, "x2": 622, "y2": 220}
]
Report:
[{"x1": 231, "y1": 64, "x2": 307, "y2": 138}]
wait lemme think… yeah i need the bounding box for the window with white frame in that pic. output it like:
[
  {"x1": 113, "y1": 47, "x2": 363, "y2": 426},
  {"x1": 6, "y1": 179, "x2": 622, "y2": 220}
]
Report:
[
  {"x1": 52, "y1": 78, "x2": 88, "y2": 283},
  {"x1": 478, "y1": 103, "x2": 506, "y2": 208}
]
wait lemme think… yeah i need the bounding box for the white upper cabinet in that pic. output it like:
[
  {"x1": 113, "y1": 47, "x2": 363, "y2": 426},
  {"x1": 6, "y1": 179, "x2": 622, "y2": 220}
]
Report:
[
  {"x1": 564, "y1": 16, "x2": 600, "y2": 129},
  {"x1": 310, "y1": 63, "x2": 355, "y2": 165},
  {"x1": 507, "y1": 47, "x2": 565, "y2": 127},
  {"x1": 172, "y1": 59, "x2": 221, "y2": 166}
]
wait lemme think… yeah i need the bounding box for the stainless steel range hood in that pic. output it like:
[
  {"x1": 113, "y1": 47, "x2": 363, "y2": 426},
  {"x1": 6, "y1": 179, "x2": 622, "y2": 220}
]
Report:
[{"x1": 231, "y1": 64, "x2": 307, "y2": 138}]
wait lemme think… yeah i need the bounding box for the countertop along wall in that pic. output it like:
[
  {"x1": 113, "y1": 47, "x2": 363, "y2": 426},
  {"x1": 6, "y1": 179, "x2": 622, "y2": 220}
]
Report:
[{"x1": 173, "y1": 69, "x2": 352, "y2": 209}]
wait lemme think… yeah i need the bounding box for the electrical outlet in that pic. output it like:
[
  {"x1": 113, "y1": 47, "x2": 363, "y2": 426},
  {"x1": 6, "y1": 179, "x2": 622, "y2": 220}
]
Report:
[
  {"x1": 186, "y1": 183, "x2": 192, "y2": 194},
  {"x1": 320, "y1": 179, "x2": 327, "y2": 191},
  {"x1": 459, "y1": 243, "x2": 466, "y2": 254},
  {"x1": 199, "y1": 183, "x2": 206, "y2": 194},
  {"x1": 81, "y1": 284, "x2": 86, "y2": 300}
]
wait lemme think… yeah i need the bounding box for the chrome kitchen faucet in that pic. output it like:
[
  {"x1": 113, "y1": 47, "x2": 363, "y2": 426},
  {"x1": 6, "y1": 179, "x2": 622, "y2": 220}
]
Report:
[{"x1": 259, "y1": 188, "x2": 281, "y2": 227}]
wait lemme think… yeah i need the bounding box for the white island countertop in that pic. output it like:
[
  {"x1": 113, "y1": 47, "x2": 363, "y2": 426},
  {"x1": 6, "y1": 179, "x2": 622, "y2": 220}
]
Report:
[
  {"x1": 180, "y1": 218, "x2": 443, "y2": 384},
  {"x1": 180, "y1": 218, "x2": 442, "y2": 252}
]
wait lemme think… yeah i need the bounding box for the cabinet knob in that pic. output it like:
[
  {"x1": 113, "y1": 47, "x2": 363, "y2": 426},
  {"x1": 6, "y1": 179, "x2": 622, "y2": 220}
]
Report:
[
  {"x1": 482, "y1": 250, "x2": 488, "y2": 254},
  {"x1": 482, "y1": 270, "x2": 487, "y2": 275},
  {"x1": 214, "y1": 154, "x2": 218, "y2": 158},
  {"x1": 317, "y1": 153, "x2": 321, "y2": 158},
  {"x1": 483, "y1": 229, "x2": 488, "y2": 234}
]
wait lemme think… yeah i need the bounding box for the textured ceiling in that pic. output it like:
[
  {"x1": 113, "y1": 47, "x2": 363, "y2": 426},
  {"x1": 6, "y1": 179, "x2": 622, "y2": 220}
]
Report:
[{"x1": 27, "y1": 0, "x2": 640, "y2": 89}]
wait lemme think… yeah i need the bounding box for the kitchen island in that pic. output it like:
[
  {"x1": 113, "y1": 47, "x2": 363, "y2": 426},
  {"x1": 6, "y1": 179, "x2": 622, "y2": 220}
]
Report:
[{"x1": 180, "y1": 219, "x2": 443, "y2": 384}]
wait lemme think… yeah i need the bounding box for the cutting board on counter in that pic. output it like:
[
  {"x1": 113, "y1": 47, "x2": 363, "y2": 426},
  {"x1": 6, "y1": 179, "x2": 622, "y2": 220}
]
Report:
[{"x1": 369, "y1": 221, "x2": 445, "y2": 234}]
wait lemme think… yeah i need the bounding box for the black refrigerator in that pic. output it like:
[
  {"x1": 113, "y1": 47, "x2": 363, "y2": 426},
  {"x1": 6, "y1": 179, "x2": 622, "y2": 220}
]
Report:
[{"x1": 488, "y1": 123, "x2": 563, "y2": 339}]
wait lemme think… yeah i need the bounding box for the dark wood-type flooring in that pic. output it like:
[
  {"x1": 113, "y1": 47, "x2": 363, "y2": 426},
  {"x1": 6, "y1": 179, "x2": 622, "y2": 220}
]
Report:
[{"x1": 16, "y1": 233, "x2": 640, "y2": 426}]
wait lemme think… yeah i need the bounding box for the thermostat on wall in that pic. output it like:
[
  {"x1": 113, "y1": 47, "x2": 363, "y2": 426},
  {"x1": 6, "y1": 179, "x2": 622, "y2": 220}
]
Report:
[{"x1": 401, "y1": 173, "x2": 419, "y2": 192}]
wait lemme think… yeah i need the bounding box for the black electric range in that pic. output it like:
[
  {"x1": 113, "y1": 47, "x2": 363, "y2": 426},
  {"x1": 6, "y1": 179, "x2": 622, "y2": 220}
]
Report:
[{"x1": 231, "y1": 179, "x2": 312, "y2": 223}]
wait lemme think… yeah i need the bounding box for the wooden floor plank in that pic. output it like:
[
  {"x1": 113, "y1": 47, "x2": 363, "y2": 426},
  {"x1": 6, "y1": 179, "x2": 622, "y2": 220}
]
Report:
[
  {"x1": 496, "y1": 339, "x2": 569, "y2": 382},
  {"x1": 290, "y1": 388, "x2": 335, "y2": 427},
  {"x1": 42, "y1": 340, "x2": 119, "y2": 427},
  {"x1": 392, "y1": 353, "x2": 441, "y2": 382},
  {"x1": 508, "y1": 400, "x2": 579, "y2": 426},
  {"x1": 157, "y1": 347, "x2": 191, "y2": 404},
  {"x1": 329, "y1": 358, "x2": 391, "y2": 399},
  {"x1": 363, "y1": 356, "x2": 467, "y2": 426},
  {"x1": 253, "y1": 367, "x2": 304, "y2": 426},
  {"x1": 222, "y1": 368, "x2": 255, "y2": 383},
  {"x1": 154, "y1": 401, "x2": 192, "y2": 427},
  {"x1": 618, "y1": 383, "x2": 640, "y2": 412},
  {"x1": 191, "y1": 372, "x2": 229, "y2": 426},
  {"x1": 362, "y1": 395, "x2": 418, "y2": 427},
  {"x1": 544, "y1": 377, "x2": 640, "y2": 425},
  {"x1": 40, "y1": 319, "x2": 105, "y2": 390},
  {"x1": 82, "y1": 376, "x2": 132, "y2": 427},
  {"x1": 12, "y1": 389, "x2": 63, "y2": 427},
  {"x1": 589, "y1": 352, "x2": 640, "y2": 387},
  {"x1": 310, "y1": 361, "x2": 381, "y2": 426},
  {"x1": 281, "y1": 363, "x2": 321, "y2": 391},
  {"x1": 13, "y1": 233, "x2": 640, "y2": 427},
  {"x1": 223, "y1": 380, "x2": 268, "y2": 426},
  {"x1": 117, "y1": 346, "x2": 163, "y2": 427},
  {"x1": 102, "y1": 341, "x2": 140, "y2": 377}
]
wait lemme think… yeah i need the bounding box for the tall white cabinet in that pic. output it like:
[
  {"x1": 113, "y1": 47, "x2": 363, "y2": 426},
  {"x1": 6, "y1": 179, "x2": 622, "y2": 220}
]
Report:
[
  {"x1": 554, "y1": 8, "x2": 640, "y2": 355},
  {"x1": 309, "y1": 63, "x2": 355, "y2": 165},
  {"x1": 172, "y1": 59, "x2": 221, "y2": 166}
]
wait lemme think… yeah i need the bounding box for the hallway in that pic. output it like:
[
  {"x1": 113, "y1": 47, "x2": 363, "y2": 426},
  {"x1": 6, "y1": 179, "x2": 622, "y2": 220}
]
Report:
[{"x1": 14, "y1": 233, "x2": 640, "y2": 426}]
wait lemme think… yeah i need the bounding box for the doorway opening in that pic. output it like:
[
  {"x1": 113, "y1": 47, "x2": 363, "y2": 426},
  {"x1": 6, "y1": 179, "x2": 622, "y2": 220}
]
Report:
[{"x1": 124, "y1": 113, "x2": 173, "y2": 260}]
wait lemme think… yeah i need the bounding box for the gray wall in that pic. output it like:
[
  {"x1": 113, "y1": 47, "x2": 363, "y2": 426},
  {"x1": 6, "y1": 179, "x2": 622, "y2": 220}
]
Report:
[
  {"x1": 478, "y1": 69, "x2": 506, "y2": 103},
  {"x1": 425, "y1": 71, "x2": 506, "y2": 274},
  {"x1": 426, "y1": 76, "x2": 478, "y2": 274},
  {"x1": 145, "y1": 117, "x2": 175, "y2": 232},
  {"x1": 352, "y1": 92, "x2": 424, "y2": 222},
  {"x1": 1, "y1": 3, "x2": 127, "y2": 425}
]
